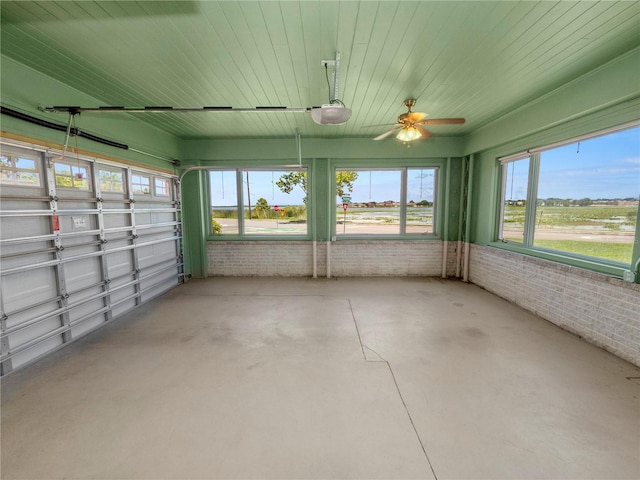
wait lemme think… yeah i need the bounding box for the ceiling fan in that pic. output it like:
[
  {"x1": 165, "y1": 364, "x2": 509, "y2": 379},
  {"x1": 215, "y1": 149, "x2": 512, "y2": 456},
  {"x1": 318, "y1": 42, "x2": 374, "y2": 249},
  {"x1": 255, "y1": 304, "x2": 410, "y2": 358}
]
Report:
[{"x1": 373, "y1": 99, "x2": 465, "y2": 141}]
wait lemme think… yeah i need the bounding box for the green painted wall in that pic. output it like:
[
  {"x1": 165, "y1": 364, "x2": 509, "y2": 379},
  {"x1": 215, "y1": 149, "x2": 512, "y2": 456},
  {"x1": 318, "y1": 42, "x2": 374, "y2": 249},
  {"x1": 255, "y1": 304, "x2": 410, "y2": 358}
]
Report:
[
  {"x1": 464, "y1": 48, "x2": 640, "y2": 156},
  {"x1": 464, "y1": 48, "x2": 640, "y2": 279},
  {"x1": 181, "y1": 136, "x2": 463, "y2": 162},
  {"x1": 1, "y1": 55, "x2": 180, "y2": 170},
  {"x1": 180, "y1": 168, "x2": 208, "y2": 278}
]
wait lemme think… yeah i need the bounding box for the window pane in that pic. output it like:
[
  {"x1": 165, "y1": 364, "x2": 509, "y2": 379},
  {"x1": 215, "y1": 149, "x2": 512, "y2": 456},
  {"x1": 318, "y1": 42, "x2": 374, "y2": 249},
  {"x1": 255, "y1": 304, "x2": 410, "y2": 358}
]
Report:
[
  {"x1": 0, "y1": 154, "x2": 41, "y2": 186},
  {"x1": 15, "y1": 158, "x2": 36, "y2": 170},
  {"x1": 18, "y1": 172, "x2": 39, "y2": 184},
  {"x1": 55, "y1": 163, "x2": 71, "y2": 175},
  {"x1": 501, "y1": 158, "x2": 530, "y2": 243},
  {"x1": 131, "y1": 174, "x2": 151, "y2": 194},
  {"x1": 406, "y1": 168, "x2": 436, "y2": 234},
  {"x1": 54, "y1": 161, "x2": 89, "y2": 190},
  {"x1": 337, "y1": 169, "x2": 400, "y2": 235},
  {"x1": 155, "y1": 178, "x2": 170, "y2": 196},
  {"x1": 99, "y1": 169, "x2": 124, "y2": 192},
  {"x1": 210, "y1": 170, "x2": 239, "y2": 235},
  {"x1": 534, "y1": 126, "x2": 639, "y2": 263},
  {"x1": 71, "y1": 166, "x2": 89, "y2": 189},
  {"x1": 243, "y1": 170, "x2": 307, "y2": 235}
]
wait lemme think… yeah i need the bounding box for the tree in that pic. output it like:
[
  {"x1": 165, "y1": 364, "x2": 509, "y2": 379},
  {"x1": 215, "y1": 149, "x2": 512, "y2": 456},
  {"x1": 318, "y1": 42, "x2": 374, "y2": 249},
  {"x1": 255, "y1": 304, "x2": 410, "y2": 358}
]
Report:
[
  {"x1": 254, "y1": 197, "x2": 271, "y2": 218},
  {"x1": 276, "y1": 171, "x2": 358, "y2": 203},
  {"x1": 335, "y1": 171, "x2": 358, "y2": 197},
  {"x1": 276, "y1": 172, "x2": 307, "y2": 201},
  {"x1": 211, "y1": 217, "x2": 222, "y2": 234}
]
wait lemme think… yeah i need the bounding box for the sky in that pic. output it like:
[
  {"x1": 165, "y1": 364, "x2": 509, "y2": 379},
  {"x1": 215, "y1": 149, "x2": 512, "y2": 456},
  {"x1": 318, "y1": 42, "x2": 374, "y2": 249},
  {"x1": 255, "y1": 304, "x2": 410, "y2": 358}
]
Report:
[
  {"x1": 210, "y1": 168, "x2": 437, "y2": 206},
  {"x1": 506, "y1": 125, "x2": 639, "y2": 200}
]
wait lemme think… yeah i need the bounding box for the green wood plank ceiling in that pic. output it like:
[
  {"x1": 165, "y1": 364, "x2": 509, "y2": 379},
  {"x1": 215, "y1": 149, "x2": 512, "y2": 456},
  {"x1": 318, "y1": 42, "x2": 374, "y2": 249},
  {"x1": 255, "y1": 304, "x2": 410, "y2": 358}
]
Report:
[{"x1": 1, "y1": 1, "x2": 638, "y2": 140}]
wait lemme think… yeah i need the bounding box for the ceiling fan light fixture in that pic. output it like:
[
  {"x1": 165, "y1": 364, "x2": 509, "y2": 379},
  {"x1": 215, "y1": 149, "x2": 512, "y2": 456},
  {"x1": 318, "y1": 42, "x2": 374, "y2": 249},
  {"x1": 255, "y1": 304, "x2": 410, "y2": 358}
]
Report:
[
  {"x1": 310, "y1": 104, "x2": 352, "y2": 125},
  {"x1": 396, "y1": 126, "x2": 422, "y2": 142}
]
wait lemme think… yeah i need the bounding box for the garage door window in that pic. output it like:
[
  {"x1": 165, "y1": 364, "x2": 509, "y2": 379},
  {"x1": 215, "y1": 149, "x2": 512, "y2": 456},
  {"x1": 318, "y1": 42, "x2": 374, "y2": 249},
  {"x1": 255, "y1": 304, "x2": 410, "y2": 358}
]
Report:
[
  {"x1": 98, "y1": 166, "x2": 125, "y2": 193},
  {"x1": 54, "y1": 160, "x2": 91, "y2": 190},
  {"x1": 1, "y1": 152, "x2": 41, "y2": 187}
]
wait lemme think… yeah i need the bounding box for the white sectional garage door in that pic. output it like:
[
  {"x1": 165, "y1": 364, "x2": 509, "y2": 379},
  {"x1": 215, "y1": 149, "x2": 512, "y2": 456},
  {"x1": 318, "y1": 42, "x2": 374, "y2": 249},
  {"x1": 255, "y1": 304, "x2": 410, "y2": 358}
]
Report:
[{"x1": 0, "y1": 140, "x2": 183, "y2": 375}]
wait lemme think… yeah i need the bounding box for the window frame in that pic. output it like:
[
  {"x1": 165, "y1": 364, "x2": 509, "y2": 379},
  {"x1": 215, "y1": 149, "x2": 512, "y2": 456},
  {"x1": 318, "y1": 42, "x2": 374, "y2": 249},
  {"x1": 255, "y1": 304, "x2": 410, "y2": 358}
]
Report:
[
  {"x1": 332, "y1": 164, "x2": 440, "y2": 240},
  {"x1": 130, "y1": 173, "x2": 151, "y2": 195},
  {"x1": 154, "y1": 177, "x2": 171, "y2": 197},
  {"x1": 97, "y1": 164, "x2": 126, "y2": 194},
  {"x1": 495, "y1": 122, "x2": 640, "y2": 277},
  {"x1": 53, "y1": 158, "x2": 92, "y2": 191},
  {"x1": 0, "y1": 148, "x2": 42, "y2": 187},
  {"x1": 207, "y1": 166, "x2": 310, "y2": 239}
]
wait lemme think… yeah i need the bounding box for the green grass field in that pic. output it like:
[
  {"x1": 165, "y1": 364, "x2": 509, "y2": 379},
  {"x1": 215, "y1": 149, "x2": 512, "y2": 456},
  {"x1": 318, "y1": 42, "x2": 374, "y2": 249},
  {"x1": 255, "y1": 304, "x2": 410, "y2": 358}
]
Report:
[
  {"x1": 503, "y1": 205, "x2": 637, "y2": 263},
  {"x1": 504, "y1": 205, "x2": 637, "y2": 230},
  {"x1": 532, "y1": 239, "x2": 633, "y2": 263}
]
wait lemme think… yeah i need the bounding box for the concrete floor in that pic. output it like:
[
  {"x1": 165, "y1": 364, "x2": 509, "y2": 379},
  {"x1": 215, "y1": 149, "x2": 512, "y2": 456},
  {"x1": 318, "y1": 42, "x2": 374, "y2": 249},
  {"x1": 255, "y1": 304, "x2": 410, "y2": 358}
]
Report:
[{"x1": 2, "y1": 277, "x2": 639, "y2": 479}]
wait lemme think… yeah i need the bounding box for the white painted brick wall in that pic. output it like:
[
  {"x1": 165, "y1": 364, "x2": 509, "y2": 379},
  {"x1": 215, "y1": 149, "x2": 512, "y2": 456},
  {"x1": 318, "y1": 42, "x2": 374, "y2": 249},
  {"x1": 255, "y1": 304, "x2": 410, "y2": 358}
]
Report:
[
  {"x1": 208, "y1": 240, "x2": 444, "y2": 277},
  {"x1": 469, "y1": 244, "x2": 640, "y2": 366},
  {"x1": 327, "y1": 240, "x2": 442, "y2": 277},
  {"x1": 208, "y1": 241, "x2": 313, "y2": 277}
]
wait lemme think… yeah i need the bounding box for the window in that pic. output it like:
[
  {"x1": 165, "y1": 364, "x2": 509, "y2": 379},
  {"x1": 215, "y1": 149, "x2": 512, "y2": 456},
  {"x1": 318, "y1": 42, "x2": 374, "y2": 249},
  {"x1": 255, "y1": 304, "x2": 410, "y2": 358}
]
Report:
[
  {"x1": 406, "y1": 168, "x2": 437, "y2": 234},
  {"x1": 499, "y1": 124, "x2": 639, "y2": 266},
  {"x1": 0, "y1": 152, "x2": 41, "y2": 186},
  {"x1": 499, "y1": 156, "x2": 530, "y2": 243},
  {"x1": 98, "y1": 166, "x2": 125, "y2": 193},
  {"x1": 209, "y1": 168, "x2": 308, "y2": 236},
  {"x1": 54, "y1": 160, "x2": 90, "y2": 190},
  {"x1": 336, "y1": 167, "x2": 437, "y2": 236},
  {"x1": 210, "y1": 170, "x2": 239, "y2": 235},
  {"x1": 131, "y1": 174, "x2": 150, "y2": 194},
  {"x1": 154, "y1": 178, "x2": 171, "y2": 196}
]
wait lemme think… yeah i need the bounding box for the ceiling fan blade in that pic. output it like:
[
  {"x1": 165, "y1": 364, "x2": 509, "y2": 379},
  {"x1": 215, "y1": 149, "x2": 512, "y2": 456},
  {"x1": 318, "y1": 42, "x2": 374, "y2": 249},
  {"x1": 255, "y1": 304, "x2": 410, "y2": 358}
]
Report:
[
  {"x1": 418, "y1": 118, "x2": 466, "y2": 125},
  {"x1": 373, "y1": 127, "x2": 401, "y2": 141},
  {"x1": 415, "y1": 125, "x2": 432, "y2": 139},
  {"x1": 407, "y1": 111, "x2": 427, "y2": 122}
]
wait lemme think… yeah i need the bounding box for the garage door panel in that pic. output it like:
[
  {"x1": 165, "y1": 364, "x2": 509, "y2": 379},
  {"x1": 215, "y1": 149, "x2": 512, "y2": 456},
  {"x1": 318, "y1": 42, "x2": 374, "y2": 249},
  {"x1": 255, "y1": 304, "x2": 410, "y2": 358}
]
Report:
[
  {"x1": 2, "y1": 268, "x2": 58, "y2": 313},
  {"x1": 1, "y1": 141, "x2": 182, "y2": 376},
  {"x1": 1, "y1": 214, "x2": 51, "y2": 240},
  {"x1": 1, "y1": 250, "x2": 54, "y2": 273},
  {"x1": 1, "y1": 240, "x2": 53, "y2": 259},
  {"x1": 63, "y1": 257, "x2": 103, "y2": 293},
  {"x1": 109, "y1": 283, "x2": 137, "y2": 317},
  {"x1": 57, "y1": 214, "x2": 98, "y2": 239},
  {"x1": 105, "y1": 250, "x2": 134, "y2": 279},
  {"x1": 103, "y1": 211, "x2": 130, "y2": 229},
  {"x1": 68, "y1": 296, "x2": 105, "y2": 324},
  {"x1": 11, "y1": 336, "x2": 63, "y2": 370},
  {"x1": 140, "y1": 273, "x2": 179, "y2": 303},
  {"x1": 9, "y1": 316, "x2": 63, "y2": 352},
  {"x1": 5, "y1": 301, "x2": 60, "y2": 333},
  {"x1": 71, "y1": 313, "x2": 107, "y2": 338}
]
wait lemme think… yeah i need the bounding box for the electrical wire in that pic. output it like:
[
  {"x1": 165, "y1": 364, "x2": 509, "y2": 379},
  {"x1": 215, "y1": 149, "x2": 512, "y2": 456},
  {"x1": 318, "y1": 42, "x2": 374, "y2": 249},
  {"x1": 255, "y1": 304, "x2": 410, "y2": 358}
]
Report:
[
  {"x1": 324, "y1": 63, "x2": 346, "y2": 106},
  {"x1": 325, "y1": 63, "x2": 331, "y2": 103}
]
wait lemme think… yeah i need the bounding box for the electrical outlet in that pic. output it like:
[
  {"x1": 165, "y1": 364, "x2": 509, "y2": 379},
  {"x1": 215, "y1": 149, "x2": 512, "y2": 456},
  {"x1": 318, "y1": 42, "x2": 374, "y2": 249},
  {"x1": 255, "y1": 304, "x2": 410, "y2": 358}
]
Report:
[
  {"x1": 321, "y1": 60, "x2": 335, "y2": 67},
  {"x1": 622, "y1": 270, "x2": 636, "y2": 283}
]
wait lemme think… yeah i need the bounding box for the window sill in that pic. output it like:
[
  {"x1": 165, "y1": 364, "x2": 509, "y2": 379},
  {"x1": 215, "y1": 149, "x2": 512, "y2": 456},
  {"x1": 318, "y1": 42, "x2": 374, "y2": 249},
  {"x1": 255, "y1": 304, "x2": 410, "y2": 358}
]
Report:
[
  {"x1": 207, "y1": 235, "x2": 311, "y2": 241},
  {"x1": 488, "y1": 240, "x2": 631, "y2": 279}
]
